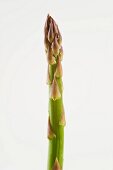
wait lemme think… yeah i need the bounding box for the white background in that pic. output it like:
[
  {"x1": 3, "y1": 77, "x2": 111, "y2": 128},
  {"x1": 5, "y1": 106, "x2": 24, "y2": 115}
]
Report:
[{"x1": 0, "y1": 0, "x2": 113, "y2": 170}]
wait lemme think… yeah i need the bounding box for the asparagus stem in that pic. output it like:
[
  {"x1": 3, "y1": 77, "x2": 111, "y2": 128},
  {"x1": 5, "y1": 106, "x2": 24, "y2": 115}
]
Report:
[{"x1": 44, "y1": 15, "x2": 66, "y2": 170}]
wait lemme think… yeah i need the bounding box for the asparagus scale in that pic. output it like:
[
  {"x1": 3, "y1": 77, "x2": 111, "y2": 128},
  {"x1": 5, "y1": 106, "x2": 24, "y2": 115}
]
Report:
[{"x1": 44, "y1": 15, "x2": 66, "y2": 170}]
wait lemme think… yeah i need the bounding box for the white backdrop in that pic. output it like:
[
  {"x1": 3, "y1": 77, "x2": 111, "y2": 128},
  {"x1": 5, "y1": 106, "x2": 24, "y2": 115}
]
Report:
[{"x1": 0, "y1": 0, "x2": 113, "y2": 170}]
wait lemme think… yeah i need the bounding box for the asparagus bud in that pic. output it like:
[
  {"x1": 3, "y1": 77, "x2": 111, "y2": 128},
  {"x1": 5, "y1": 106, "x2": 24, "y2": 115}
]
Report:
[
  {"x1": 52, "y1": 158, "x2": 61, "y2": 170},
  {"x1": 44, "y1": 15, "x2": 65, "y2": 170}
]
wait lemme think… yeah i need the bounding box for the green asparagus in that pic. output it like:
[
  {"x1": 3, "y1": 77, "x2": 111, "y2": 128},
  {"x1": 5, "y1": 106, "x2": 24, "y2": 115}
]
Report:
[{"x1": 44, "y1": 14, "x2": 66, "y2": 170}]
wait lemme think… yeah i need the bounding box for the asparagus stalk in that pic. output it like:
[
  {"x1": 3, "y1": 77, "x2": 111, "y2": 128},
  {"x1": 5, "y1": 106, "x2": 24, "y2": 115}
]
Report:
[{"x1": 44, "y1": 15, "x2": 66, "y2": 170}]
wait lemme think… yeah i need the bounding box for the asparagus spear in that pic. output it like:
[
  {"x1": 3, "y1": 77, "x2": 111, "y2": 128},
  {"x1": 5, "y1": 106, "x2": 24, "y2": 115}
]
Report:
[{"x1": 44, "y1": 15, "x2": 66, "y2": 170}]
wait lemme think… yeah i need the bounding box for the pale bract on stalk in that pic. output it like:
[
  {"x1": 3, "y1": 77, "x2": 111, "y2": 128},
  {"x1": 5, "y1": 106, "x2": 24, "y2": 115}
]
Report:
[{"x1": 44, "y1": 15, "x2": 66, "y2": 170}]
